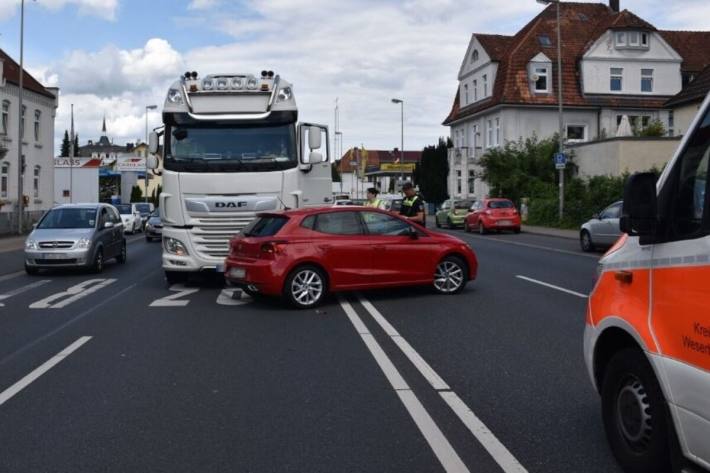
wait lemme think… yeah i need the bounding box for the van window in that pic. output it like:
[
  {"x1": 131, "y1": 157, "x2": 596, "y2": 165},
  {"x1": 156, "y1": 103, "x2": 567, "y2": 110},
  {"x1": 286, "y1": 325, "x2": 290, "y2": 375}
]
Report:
[{"x1": 670, "y1": 108, "x2": 710, "y2": 239}]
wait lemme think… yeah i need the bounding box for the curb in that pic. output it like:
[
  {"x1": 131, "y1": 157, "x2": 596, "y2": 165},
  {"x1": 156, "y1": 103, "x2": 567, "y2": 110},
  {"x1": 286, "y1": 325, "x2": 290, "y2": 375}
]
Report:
[{"x1": 522, "y1": 226, "x2": 578, "y2": 240}]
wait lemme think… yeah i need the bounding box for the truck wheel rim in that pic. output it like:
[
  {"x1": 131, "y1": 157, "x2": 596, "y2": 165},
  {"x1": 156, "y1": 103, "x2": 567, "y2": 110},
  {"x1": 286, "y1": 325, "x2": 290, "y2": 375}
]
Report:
[
  {"x1": 616, "y1": 375, "x2": 653, "y2": 451},
  {"x1": 291, "y1": 270, "x2": 323, "y2": 305},
  {"x1": 434, "y1": 261, "x2": 463, "y2": 293}
]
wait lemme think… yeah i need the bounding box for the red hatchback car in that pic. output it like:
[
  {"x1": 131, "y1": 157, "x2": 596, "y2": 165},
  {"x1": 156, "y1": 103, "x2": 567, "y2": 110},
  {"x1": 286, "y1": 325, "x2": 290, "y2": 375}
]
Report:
[
  {"x1": 464, "y1": 198, "x2": 521, "y2": 234},
  {"x1": 224, "y1": 207, "x2": 478, "y2": 308}
]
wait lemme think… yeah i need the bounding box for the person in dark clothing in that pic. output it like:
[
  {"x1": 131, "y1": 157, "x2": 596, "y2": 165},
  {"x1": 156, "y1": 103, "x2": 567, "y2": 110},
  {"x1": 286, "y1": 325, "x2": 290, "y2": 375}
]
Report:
[{"x1": 399, "y1": 182, "x2": 426, "y2": 227}]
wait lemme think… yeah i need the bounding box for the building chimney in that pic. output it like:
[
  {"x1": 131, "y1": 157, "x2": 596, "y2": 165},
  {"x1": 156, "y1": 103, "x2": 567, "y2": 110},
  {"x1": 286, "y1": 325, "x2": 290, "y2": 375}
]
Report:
[{"x1": 609, "y1": 0, "x2": 620, "y2": 12}]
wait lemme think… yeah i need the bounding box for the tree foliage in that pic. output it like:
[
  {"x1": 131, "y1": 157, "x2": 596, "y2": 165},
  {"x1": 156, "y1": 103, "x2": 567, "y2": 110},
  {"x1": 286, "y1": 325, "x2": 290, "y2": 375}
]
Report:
[
  {"x1": 414, "y1": 138, "x2": 449, "y2": 205},
  {"x1": 60, "y1": 130, "x2": 70, "y2": 157},
  {"x1": 130, "y1": 185, "x2": 143, "y2": 202}
]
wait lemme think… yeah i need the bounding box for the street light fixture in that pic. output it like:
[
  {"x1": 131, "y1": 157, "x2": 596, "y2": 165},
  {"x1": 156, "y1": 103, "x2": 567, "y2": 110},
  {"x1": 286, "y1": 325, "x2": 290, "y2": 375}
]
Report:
[
  {"x1": 335, "y1": 131, "x2": 343, "y2": 193},
  {"x1": 537, "y1": 0, "x2": 565, "y2": 220},
  {"x1": 144, "y1": 104, "x2": 158, "y2": 203},
  {"x1": 391, "y1": 98, "x2": 404, "y2": 190}
]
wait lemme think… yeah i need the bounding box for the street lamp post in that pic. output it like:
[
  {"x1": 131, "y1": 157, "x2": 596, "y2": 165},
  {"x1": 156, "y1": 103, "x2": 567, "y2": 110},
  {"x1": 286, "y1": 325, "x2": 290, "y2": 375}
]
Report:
[
  {"x1": 144, "y1": 104, "x2": 158, "y2": 203},
  {"x1": 538, "y1": 0, "x2": 565, "y2": 220},
  {"x1": 335, "y1": 131, "x2": 343, "y2": 193},
  {"x1": 391, "y1": 98, "x2": 404, "y2": 189}
]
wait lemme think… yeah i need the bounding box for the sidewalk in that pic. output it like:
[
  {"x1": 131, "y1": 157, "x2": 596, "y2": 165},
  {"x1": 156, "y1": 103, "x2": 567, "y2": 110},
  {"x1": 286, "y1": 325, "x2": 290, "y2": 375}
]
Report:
[
  {"x1": 522, "y1": 225, "x2": 578, "y2": 240},
  {"x1": 0, "y1": 235, "x2": 27, "y2": 253}
]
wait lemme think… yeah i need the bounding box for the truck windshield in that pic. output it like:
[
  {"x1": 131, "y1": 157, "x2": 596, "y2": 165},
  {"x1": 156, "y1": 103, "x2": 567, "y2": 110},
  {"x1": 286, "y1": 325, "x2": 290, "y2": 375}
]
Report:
[{"x1": 165, "y1": 124, "x2": 297, "y2": 173}]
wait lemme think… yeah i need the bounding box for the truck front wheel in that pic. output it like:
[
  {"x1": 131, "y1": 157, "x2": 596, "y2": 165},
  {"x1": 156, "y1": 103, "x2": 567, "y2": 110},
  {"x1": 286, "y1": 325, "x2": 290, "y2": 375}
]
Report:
[
  {"x1": 165, "y1": 271, "x2": 187, "y2": 286},
  {"x1": 601, "y1": 348, "x2": 672, "y2": 473}
]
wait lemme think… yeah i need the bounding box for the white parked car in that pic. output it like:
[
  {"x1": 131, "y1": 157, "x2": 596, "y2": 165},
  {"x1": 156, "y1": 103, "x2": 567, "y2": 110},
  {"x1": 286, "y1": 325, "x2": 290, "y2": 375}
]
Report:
[{"x1": 114, "y1": 203, "x2": 142, "y2": 234}]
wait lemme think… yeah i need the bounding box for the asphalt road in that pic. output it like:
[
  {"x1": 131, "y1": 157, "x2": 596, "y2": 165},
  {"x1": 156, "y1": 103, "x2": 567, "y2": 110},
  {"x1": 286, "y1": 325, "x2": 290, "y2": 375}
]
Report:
[{"x1": 0, "y1": 228, "x2": 622, "y2": 473}]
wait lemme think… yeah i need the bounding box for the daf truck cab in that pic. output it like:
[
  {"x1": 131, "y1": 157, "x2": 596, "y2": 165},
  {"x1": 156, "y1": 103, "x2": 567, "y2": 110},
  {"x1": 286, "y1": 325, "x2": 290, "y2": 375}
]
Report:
[
  {"x1": 585, "y1": 92, "x2": 710, "y2": 473},
  {"x1": 147, "y1": 71, "x2": 332, "y2": 284}
]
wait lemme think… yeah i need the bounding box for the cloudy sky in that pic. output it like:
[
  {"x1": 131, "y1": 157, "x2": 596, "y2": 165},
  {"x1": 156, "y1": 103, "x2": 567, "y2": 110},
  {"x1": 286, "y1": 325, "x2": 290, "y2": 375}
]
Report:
[{"x1": 0, "y1": 0, "x2": 708, "y2": 157}]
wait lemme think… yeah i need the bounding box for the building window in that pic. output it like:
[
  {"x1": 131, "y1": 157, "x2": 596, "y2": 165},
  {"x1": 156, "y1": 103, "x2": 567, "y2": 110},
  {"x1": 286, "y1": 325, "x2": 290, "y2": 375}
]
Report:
[
  {"x1": 487, "y1": 120, "x2": 493, "y2": 148},
  {"x1": 641, "y1": 33, "x2": 649, "y2": 47},
  {"x1": 1, "y1": 100, "x2": 9, "y2": 135},
  {"x1": 473, "y1": 124, "x2": 480, "y2": 147},
  {"x1": 615, "y1": 31, "x2": 626, "y2": 46},
  {"x1": 472, "y1": 49, "x2": 479, "y2": 62},
  {"x1": 641, "y1": 69, "x2": 654, "y2": 93},
  {"x1": 628, "y1": 31, "x2": 640, "y2": 46},
  {"x1": 538, "y1": 35, "x2": 552, "y2": 47},
  {"x1": 464, "y1": 84, "x2": 469, "y2": 104},
  {"x1": 495, "y1": 118, "x2": 500, "y2": 146},
  {"x1": 668, "y1": 110, "x2": 674, "y2": 136},
  {"x1": 468, "y1": 170, "x2": 475, "y2": 194},
  {"x1": 0, "y1": 163, "x2": 8, "y2": 198},
  {"x1": 34, "y1": 110, "x2": 41, "y2": 141},
  {"x1": 473, "y1": 80, "x2": 478, "y2": 101},
  {"x1": 566, "y1": 124, "x2": 587, "y2": 142},
  {"x1": 20, "y1": 105, "x2": 26, "y2": 139},
  {"x1": 456, "y1": 170, "x2": 462, "y2": 194},
  {"x1": 610, "y1": 68, "x2": 623, "y2": 92},
  {"x1": 33, "y1": 166, "x2": 40, "y2": 198},
  {"x1": 534, "y1": 67, "x2": 549, "y2": 92},
  {"x1": 483, "y1": 74, "x2": 488, "y2": 97}
]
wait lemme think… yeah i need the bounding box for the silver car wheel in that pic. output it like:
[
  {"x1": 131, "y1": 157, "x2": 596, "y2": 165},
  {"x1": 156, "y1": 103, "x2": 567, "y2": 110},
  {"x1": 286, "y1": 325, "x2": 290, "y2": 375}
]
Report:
[
  {"x1": 434, "y1": 260, "x2": 464, "y2": 293},
  {"x1": 291, "y1": 269, "x2": 324, "y2": 306}
]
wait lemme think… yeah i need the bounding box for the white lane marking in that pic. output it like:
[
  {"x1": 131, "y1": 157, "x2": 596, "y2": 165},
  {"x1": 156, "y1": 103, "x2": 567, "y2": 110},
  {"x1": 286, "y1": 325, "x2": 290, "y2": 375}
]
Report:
[
  {"x1": 339, "y1": 296, "x2": 469, "y2": 473},
  {"x1": 216, "y1": 288, "x2": 252, "y2": 306},
  {"x1": 441, "y1": 391, "x2": 528, "y2": 473},
  {"x1": 0, "y1": 271, "x2": 25, "y2": 283},
  {"x1": 515, "y1": 275, "x2": 588, "y2": 299},
  {"x1": 458, "y1": 232, "x2": 599, "y2": 259},
  {"x1": 29, "y1": 279, "x2": 117, "y2": 309},
  {"x1": 149, "y1": 284, "x2": 199, "y2": 307},
  {"x1": 358, "y1": 295, "x2": 529, "y2": 473},
  {"x1": 0, "y1": 280, "x2": 51, "y2": 307},
  {"x1": 0, "y1": 336, "x2": 92, "y2": 407},
  {"x1": 359, "y1": 296, "x2": 450, "y2": 391}
]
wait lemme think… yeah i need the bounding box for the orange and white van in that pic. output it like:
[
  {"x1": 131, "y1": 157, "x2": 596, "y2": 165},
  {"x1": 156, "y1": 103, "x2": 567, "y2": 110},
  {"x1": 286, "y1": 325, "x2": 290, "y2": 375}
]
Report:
[{"x1": 585, "y1": 92, "x2": 710, "y2": 473}]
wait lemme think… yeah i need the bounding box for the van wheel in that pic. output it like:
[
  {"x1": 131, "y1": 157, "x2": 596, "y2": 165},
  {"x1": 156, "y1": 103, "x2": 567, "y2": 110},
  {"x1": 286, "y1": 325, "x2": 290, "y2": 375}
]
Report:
[
  {"x1": 284, "y1": 265, "x2": 327, "y2": 309},
  {"x1": 581, "y1": 230, "x2": 595, "y2": 252},
  {"x1": 116, "y1": 242, "x2": 127, "y2": 264},
  {"x1": 601, "y1": 348, "x2": 672, "y2": 473},
  {"x1": 92, "y1": 249, "x2": 104, "y2": 273}
]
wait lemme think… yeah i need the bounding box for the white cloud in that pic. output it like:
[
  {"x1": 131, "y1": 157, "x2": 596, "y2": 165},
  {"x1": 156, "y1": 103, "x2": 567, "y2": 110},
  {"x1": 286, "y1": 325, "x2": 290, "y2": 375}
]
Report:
[
  {"x1": 187, "y1": 0, "x2": 219, "y2": 10},
  {"x1": 0, "y1": 0, "x2": 118, "y2": 21}
]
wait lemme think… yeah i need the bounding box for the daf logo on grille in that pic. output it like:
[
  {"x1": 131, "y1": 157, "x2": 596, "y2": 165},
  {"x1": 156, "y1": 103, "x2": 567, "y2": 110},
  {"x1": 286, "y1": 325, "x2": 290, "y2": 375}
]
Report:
[
  {"x1": 215, "y1": 201, "x2": 247, "y2": 208},
  {"x1": 52, "y1": 242, "x2": 58, "y2": 248}
]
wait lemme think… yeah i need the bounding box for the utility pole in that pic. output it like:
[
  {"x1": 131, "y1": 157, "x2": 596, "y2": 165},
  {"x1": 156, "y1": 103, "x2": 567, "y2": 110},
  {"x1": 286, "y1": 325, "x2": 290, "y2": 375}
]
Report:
[
  {"x1": 69, "y1": 104, "x2": 74, "y2": 203},
  {"x1": 555, "y1": 0, "x2": 564, "y2": 220},
  {"x1": 16, "y1": 0, "x2": 25, "y2": 234},
  {"x1": 391, "y1": 98, "x2": 404, "y2": 188}
]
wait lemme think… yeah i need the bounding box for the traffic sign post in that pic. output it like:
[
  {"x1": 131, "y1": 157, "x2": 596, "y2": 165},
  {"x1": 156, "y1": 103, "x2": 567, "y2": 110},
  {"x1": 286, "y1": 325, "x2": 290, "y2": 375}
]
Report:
[
  {"x1": 554, "y1": 152, "x2": 567, "y2": 170},
  {"x1": 554, "y1": 152, "x2": 566, "y2": 220}
]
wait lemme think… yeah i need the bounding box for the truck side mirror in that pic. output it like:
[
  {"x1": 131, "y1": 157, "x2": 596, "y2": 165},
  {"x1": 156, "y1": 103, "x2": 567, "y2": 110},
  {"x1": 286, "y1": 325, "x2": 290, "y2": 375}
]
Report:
[
  {"x1": 620, "y1": 172, "x2": 658, "y2": 241},
  {"x1": 307, "y1": 151, "x2": 325, "y2": 164},
  {"x1": 308, "y1": 126, "x2": 322, "y2": 150},
  {"x1": 148, "y1": 131, "x2": 159, "y2": 154},
  {"x1": 146, "y1": 155, "x2": 159, "y2": 170}
]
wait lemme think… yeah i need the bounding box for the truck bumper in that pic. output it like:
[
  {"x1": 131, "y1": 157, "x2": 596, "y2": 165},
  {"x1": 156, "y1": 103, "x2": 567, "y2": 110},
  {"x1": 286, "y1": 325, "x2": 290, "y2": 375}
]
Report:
[{"x1": 161, "y1": 227, "x2": 226, "y2": 273}]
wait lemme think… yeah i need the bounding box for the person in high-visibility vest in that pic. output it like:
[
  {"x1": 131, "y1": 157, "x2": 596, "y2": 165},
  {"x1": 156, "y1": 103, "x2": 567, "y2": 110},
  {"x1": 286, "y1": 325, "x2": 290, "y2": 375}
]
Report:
[
  {"x1": 399, "y1": 182, "x2": 425, "y2": 226},
  {"x1": 365, "y1": 187, "x2": 384, "y2": 209}
]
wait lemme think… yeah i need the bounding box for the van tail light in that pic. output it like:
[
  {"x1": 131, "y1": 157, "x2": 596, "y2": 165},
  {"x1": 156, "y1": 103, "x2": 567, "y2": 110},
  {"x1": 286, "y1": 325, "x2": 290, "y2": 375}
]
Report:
[{"x1": 259, "y1": 240, "x2": 288, "y2": 259}]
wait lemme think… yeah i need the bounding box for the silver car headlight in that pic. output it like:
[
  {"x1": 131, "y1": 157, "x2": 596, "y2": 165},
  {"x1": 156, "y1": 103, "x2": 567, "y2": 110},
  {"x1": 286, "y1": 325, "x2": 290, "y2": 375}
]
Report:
[
  {"x1": 25, "y1": 238, "x2": 38, "y2": 250},
  {"x1": 76, "y1": 238, "x2": 92, "y2": 249},
  {"x1": 164, "y1": 237, "x2": 188, "y2": 256}
]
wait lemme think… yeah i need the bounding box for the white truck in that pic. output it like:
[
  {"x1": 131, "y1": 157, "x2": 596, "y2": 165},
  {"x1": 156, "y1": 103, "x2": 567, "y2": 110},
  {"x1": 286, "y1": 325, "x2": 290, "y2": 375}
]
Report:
[{"x1": 147, "y1": 71, "x2": 332, "y2": 283}]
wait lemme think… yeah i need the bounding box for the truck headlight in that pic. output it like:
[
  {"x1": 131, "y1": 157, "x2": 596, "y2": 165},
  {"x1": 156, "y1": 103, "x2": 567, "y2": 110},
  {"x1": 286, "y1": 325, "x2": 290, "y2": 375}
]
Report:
[
  {"x1": 76, "y1": 238, "x2": 92, "y2": 249},
  {"x1": 246, "y1": 77, "x2": 258, "y2": 90},
  {"x1": 167, "y1": 88, "x2": 183, "y2": 104},
  {"x1": 25, "y1": 238, "x2": 38, "y2": 250},
  {"x1": 277, "y1": 87, "x2": 292, "y2": 102},
  {"x1": 164, "y1": 237, "x2": 189, "y2": 256}
]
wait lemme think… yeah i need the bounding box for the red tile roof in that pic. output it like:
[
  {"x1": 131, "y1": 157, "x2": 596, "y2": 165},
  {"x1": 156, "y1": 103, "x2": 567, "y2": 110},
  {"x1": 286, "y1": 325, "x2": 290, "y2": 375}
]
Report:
[
  {"x1": 665, "y1": 65, "x2": 710, "y2": 108},
  {"x1": 443, "y1": 3, "x2": 710, "y2": 125},
  {"x1": 0, "y1": 49, "x2": 56, "y2": 99},
  {"x1": 659, "y1": 31, "x2": 710, "y2": 73},
  {"x1": 337, "y1": 149, "x2": 422, "y2": 173}
]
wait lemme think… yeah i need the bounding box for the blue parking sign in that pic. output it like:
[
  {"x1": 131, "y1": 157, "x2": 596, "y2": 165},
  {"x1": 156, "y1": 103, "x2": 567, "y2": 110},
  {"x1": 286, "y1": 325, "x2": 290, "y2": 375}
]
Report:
[{"x1": 554, "y1": 152, "x2": 567, "y2": 169}]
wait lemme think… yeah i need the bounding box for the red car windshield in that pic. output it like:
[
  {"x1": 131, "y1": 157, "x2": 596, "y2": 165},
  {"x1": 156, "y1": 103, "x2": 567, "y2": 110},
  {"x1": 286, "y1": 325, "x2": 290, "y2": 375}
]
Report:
[{"x1": 242, "y1": 216, "x2": 288, "y2": 237}]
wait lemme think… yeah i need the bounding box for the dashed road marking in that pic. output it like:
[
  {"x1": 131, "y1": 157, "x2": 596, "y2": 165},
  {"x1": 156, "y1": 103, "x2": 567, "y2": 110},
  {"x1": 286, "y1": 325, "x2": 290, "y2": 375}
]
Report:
[
  {"x1": 516, "y1": 275, "x2": 588, "y2": 299},
  {"x1": 0, "y1": 336, "x2": 92, "y2": 407},
  {"x1": 0, "y1": 280, "x2": 51, "y2": 307},
  {"x1": 0, "y1": 271, "x2": 25, "y2": 283},
  {"x1": 29, "y1": 279, "x2": 117, "y2": 309},
  {"x1": 149, "y1": 284, "x2": 200, "y2": 307}
]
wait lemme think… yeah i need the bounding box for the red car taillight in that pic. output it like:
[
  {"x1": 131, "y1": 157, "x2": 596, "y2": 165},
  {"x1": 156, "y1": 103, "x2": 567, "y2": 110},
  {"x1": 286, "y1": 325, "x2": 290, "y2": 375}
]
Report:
[{"x1": 259, "y1": 241, "x2": 288, "y2": 259}]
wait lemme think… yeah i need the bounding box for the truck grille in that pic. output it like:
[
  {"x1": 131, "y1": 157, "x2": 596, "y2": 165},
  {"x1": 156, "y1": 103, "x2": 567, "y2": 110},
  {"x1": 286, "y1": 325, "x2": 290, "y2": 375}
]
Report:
[
  {"x1": 191, "y1": 215, "x2": 256, "y2": 259},
  {"x1": 38, "y1": 241, "x2": 75, "y2": 249}
]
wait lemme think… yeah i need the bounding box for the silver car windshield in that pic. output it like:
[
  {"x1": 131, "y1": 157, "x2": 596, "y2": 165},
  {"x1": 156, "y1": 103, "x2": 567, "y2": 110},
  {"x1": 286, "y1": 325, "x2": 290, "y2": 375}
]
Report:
[{"x1": 38, "y1": 208, "x2": 97, "y2": 229}]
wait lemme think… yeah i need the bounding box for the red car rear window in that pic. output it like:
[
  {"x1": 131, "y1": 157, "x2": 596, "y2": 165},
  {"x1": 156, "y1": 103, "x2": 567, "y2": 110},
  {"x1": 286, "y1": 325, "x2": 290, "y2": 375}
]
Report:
[
  {"x1": 488, "y1": 200, "x2": 514, "y2": 209},
  {"x1": 242, "y1": 216, "x2": 288, "y2": 237}
]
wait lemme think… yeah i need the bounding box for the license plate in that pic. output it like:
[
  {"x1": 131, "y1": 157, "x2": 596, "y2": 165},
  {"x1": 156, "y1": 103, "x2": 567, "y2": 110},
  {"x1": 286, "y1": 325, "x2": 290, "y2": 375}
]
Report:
[
  {"x1": 498, "y1": 220, "x2": 512, "y2": 226},
  {"x1": 215, "y1": 263, "x2": 225, "y2": 273},
  {"x1": 228, "y1": 267, "x2": 246, "y2": 279},
  {"x1": 42, "y1": 253, "x2": 68, "y2": 259}
]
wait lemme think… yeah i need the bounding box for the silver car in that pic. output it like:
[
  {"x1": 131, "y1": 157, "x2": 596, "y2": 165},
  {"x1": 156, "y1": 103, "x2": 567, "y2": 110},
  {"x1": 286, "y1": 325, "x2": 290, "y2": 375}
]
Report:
[
  {"x1": 145, "y1": 209, "x2": 162, "y2": 242},
  {"x1": 580, "y1": 200, "x2": 623, "y2": 252},
  {"x1": 24, "y1": 203, "x2": 127, "y2": 274}
]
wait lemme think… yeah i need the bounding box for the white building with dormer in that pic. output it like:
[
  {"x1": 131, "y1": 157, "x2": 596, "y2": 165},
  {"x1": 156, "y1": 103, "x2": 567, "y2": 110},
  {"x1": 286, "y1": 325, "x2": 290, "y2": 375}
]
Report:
[{"x1": 443, "y1": 0, "x2": 710, "y2": 201}]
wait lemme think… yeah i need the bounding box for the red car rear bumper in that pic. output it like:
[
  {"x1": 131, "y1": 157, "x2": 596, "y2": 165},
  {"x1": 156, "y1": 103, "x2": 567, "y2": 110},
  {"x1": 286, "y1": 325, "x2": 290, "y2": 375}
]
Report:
[
  {"x1": 224, "y1": 256, "x2": 285, "y2": 296},
  {"x1": 481, "y1": 215, "x2": 521, "y2": 229}
]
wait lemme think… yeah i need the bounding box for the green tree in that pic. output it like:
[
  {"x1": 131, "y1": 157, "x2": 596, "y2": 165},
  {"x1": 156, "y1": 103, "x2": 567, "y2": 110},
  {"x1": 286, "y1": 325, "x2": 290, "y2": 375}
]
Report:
[
  {"x1": 414, "y1": 137, "x2": 449, "y2": 205},
  {"x1": 73, "y1": 134, "x2": 80, "y2": 156},
  {"x1": 151, "y1": 184, "x2": 162, "y2": 206},
  {"x1": 60, "y1": 130, "x2": 70, "y2": 157},
  {"x1": 638, "y1": 119, "x2": 666, "y2": 137},
  {"x1": 130, "y1": 185, "x2": 143, "y2": 202}
]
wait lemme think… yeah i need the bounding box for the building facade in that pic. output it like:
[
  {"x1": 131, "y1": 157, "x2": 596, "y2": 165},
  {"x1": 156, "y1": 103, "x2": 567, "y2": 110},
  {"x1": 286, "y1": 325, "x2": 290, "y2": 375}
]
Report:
[
  {"x1": 443, "y1": 1, "x2": 710, "y2": 201},
  {"x1": 337, "y1": 148, "x2": 421, "y2": 199},
  {"x1": 0, "y1": 50, "x2": 58, "y2": 222}
]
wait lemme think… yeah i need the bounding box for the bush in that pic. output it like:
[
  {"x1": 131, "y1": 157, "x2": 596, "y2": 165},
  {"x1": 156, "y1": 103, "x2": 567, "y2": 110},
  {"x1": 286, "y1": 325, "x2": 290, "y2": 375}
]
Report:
[{"x1": 638, "y1": 119, "x2": 666, "y2": 137}]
